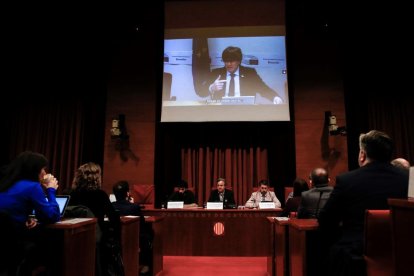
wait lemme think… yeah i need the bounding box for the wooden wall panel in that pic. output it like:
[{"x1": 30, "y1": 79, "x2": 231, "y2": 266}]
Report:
[
  {"x1": 293, "y1": 40, "x2": 348, "y2": 183},
  {"x1": 103, "y1": 81, "x2": 157, "y2": 203}
]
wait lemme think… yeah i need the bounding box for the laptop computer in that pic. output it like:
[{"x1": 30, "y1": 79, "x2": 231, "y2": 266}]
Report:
[
  {"x1": 55, "y1": 195, "x2": 70, "y2": 217},
  {"x1": 31, "y1": 195, "x2": 70, "y2": 218}
]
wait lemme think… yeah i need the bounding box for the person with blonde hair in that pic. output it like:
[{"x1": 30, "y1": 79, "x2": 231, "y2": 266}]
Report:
[{"x1": 70, "y1": 162, "x2": 122, "y2": 276}]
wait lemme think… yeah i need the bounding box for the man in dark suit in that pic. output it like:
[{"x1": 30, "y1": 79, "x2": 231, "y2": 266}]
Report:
[
  {"x1": 167, "y1": 180, "x2": 196, "y2": 205},
  {"x1": 318, "y1": 130, "x2": 409, "y2": 276},
  {"x1": 297, "y1": 167, "x2": 333, "y2": 219},
  {"x1": 208, "y1": 177, "x2": 236, "y2": 208},
  {"x1": 199, "y1": 46, "x2": 283, "y2": 104},
  {"x1": 112, "y1": 181, "x2": 152, "y2": 275}
]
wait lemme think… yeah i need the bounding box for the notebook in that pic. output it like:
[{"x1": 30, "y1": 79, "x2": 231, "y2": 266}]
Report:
[{"x1": 55, "y1": 195, "x2": 70, "y2": 217}]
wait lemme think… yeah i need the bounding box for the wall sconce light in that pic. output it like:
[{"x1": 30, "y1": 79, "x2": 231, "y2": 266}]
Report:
[
  {"x1": 325, "y1": 111, "x2": 347, "y2": 136},
  {"x1": 110, "y1": 114, "x2": 129, "y2": 140}
]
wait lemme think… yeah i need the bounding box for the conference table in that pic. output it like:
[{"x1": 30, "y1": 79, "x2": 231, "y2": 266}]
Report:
[{"x1": 142, "y1": 208, "x2": 281, "y2": 256}]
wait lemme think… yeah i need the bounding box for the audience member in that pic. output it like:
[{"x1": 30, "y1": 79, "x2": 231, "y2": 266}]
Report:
[
  {"x1": 245, "y1": 179, "x2": 281, "y2": 208},
  {"x1": 208, "y1": 177, "x2": 236, "y2": 208},
  {"x1": 168, "y1": 179, "x2": 197, "y2": 205},
  {"x1": 318, "y1": 130, "x2": 409, "y2": 276},
  {"x1": 391, "y1": 157, "x2": 410, "y2": 170},
  {"x1": 112, "y1": 180, "x2": 141, "y2": 213},
  {"x1": 70, "y1": 162, "x2": 121, "y2": 276},
  {"x1": 112, "y1": 181, "x2": 152, "y2": 276},
  {"x1": 0, "y1": 151, "x2": 60, "y2": 274},
  {"x1": 280, "y1": 177, "x2": 309, "y2": 217},
  {"x1": 297, "y1": 168, "x2": 332, "y2": 218}
]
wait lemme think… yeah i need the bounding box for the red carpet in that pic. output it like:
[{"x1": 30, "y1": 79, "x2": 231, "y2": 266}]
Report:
[{"x1": 157, "y1": 256, "x2": 268, "y2": 276}]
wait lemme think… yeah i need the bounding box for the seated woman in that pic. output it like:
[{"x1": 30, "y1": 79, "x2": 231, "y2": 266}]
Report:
[
  {"x1": 168, "y1": 180, "x2": 197, "y2": 207},
  {"x1": 280, "y1": 177, "x2": 309, "y2": 217},
  {"x1": 0, "y1": 151, "x2": 61, "y2": 274},
  {"x1": 69, "y1": 162, "x2": 121, "y2": 276}
]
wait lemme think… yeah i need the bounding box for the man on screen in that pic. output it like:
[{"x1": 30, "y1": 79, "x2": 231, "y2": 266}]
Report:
[{"x1": 199, "y1": 46, "x2": 283, "y2": 104}]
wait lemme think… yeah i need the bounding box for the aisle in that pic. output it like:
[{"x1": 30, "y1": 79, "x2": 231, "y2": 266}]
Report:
[{"x1": 157, "y1": 256, "x2": 268, "y2": 276}]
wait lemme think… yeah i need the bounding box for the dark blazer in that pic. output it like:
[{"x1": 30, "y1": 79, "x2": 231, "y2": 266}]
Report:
[
  {"x1": 198, "y1": 65, "x2": 280, "y2": 101},
  {"x1": 319, "y1": 161, "x2": 408, "y2": 243},
  {"x1": 208, "y1": 189, "x2": 236, "y2": 207},
  {"x1": 168, "y1": 190, "x2": 196, "y2": 204},
  {"x1": 70, "y1": 189, "x2": 121, "y2": 234},
  {"x1": 111, "y1": 199, "x2": 153, "y2": 266},
  {"x1": 297, "y1": 185, "x2": 333, "y2": 219},
  {"x1": 112, "y1": 199, "x2": 146, "y2": 234},
  {"x1": 112, "y1": 199, "x2": 142, "y2": 217}
]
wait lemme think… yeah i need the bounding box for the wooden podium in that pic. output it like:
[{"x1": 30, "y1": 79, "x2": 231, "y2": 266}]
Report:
[{"x1": 48, "y1": 218, "x2": 97, "y2": 276}]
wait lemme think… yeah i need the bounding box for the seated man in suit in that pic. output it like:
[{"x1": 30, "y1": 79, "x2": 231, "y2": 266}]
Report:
[
  {"x1": 208, "y1": 177, "x2": 236, "y2": 208},
  {"x1": 112, "y1": 181, "x2": 152, "y2": 275},
  {"x1": 167, "y1": 180, "x2": 197, "y2": 206},
  {"x1": 297, "y1": 168, "x2": 333, "y2": 218},
  {"x1": 245, "y1": 179, "x2": 281, "y2": 208},
  {"x1": 318, "y1": 130, "x2": 409, "y2": 276}
]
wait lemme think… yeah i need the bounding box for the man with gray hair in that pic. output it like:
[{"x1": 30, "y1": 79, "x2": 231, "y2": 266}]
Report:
[
  {"x1": 297, "y1": 168, "x2": 333, "y2": 218},
  {"x1": 318, "y1": 130, "x2": 408, "y2": 276}
]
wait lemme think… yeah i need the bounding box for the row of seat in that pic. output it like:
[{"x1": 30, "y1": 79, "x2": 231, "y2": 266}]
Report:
[{"x1": 268, "y1": 201, "x2": 413, "y2": 276}]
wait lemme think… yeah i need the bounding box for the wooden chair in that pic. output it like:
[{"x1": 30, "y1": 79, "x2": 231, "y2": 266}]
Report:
[{"x1": 363, "y1": 210, "x2": 392, "y2": 276}]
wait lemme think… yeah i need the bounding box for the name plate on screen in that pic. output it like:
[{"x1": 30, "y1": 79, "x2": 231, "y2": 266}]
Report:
[
  {"x1": 220, "y1": 96, "x2": 255, "y2": 105},
  {"x1": 259, "y1": 202, "x2": 276, "y2": 209},
  {"x1": 109, "y1": 194, "x2": 116, "y2": 203},
  {"x1": 167, "y1": 201, "x2": 184, "y2": 209},
  {"x1": 206, "y1": 202, "x2": 224, "y2": 209}
]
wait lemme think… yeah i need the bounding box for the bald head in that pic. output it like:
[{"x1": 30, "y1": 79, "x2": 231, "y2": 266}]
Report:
[
  {"x1": 391, "y1": 158, "x2": 410, "y2": 170},
  {"x1": 310, "y1": 168, "x2": 329, "y2": 187}
]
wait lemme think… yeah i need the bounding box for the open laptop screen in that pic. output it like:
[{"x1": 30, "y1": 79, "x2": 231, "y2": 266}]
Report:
[
  {"x1": 55, "y1": 195, "x2": 70, "y2": 217},
  {"x1": 32, "y1": 195, "x2": 70, "y2": 218}
]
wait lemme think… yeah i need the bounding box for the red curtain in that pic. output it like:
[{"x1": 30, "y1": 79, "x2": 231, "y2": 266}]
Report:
[
  {"x1": 4, "y1": 95, "x2": 105, "y2": 193},
  {"x1": 181, "y1": 145, "x2": 269, "y2": 206},
  {"x1": 368, "y1": 98, "x2": 414, "y2": 162}
]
